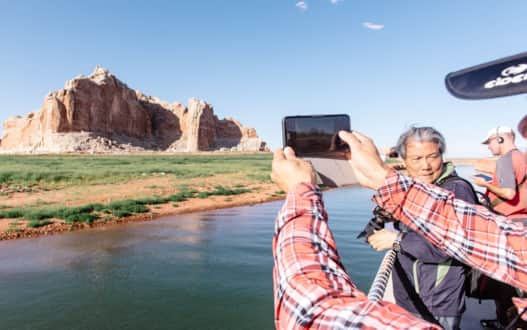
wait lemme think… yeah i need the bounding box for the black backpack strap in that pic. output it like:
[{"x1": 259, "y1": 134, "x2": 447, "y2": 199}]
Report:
[
  {"x1": 437, "y1": 175, "x2": 502, "y2": 215},
  {"x1": 436, "y1": 175, "x2": 479, "y2": 202}
]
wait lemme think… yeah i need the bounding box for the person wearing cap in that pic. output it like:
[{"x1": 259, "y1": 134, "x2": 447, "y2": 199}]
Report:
[
  {"x1": 473, "y1": 126, "x2": 527, "y2": 328},
  {"x1": 475, "y1": 126, "x2": 527, "y2": 221}
]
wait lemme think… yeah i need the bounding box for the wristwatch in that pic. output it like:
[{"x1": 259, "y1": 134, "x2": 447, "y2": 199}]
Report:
[{"x1": 392, "y1": 232, "x2": 403, "y2": 252}]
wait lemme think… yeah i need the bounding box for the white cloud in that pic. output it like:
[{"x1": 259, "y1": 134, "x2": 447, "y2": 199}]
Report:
[
  {"x1": 363, "y1": 22, "x2": 384, "y2": 30},
  {"x1": 295, "y1": 1, "x2": 308, "y2": 11},
  {"x1": 330, "y1": 0, "x2": 343, "y2": 4}
]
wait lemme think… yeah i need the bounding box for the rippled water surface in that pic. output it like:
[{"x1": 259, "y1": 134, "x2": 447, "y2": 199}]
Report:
[{"x1": 0, "y1": 185, "x2": 382, "y2": 329}]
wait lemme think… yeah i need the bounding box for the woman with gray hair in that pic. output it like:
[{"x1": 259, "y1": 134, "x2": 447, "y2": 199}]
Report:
[
  {"x1": 367, "y1": 126, "x2": 477, "y2": 330},
  {"x1": 395, "y1": 126, "x2": 446, "y2": 163}
]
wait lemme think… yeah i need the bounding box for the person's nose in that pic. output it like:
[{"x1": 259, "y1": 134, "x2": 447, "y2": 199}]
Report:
[{"x1": 420, "y1": 158, "x2": 432, "y2": 170}]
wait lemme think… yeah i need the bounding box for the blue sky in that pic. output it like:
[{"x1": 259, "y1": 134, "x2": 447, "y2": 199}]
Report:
[{"x1": 1, "y1": 0, "x2": 526, "y2": 157}]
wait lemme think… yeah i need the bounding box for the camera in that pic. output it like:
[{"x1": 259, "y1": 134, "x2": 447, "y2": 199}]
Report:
[{"x1": 357, "y1": 206, "x2": 397, "y2": 242}]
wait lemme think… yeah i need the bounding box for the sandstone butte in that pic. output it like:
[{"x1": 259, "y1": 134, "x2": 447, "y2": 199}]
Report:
[{"x1": 0, "y1": 66, "x2": 268, "y2": 153}]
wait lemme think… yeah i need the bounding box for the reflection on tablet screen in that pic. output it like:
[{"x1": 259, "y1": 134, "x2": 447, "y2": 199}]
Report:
[{"x1": 474, "y1": 173, "x2": 492, "y2": 182}]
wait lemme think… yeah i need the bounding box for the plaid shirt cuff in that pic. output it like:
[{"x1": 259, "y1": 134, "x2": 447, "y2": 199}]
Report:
[
  {"x1": 275, "y1": 182, "x2": 322, "y2": 233},
  {"x1": 288, "y1": 182, "x2": 319, "y2": 197}
]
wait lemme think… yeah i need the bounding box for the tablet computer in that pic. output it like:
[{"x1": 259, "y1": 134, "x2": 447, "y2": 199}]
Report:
[
  {"x1": 474, "y1": 173, "x2": 492, "y2": 182},
  {"x1": 282, "y1": 114, "x2": 357, "y2": 187}
]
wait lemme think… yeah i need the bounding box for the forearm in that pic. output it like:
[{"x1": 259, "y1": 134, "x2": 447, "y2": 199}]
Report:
[
  {"x1": 374, "y1": 170, "x2": 527, "y2": 291},
  {"x1": 273, "y1": 183, "x2": 438, "y2": 329},
  {"x1": 483, "y1": 182, "x2": 515, "y2": 200}
]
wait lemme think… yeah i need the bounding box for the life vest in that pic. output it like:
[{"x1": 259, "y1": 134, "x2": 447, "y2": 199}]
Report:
[{"x1": 487, "y1": 149, "x2": 527, "y2": 218}]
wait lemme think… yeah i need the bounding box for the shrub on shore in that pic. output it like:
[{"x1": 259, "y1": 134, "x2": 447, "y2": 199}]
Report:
[
  {"x1": 0, "y1": 185, "x2": 252, "y2": 227},
  {"x1": 27, "y1": 220, "x2": 53, "y2": 228},
  {"x1": 196, "y1": 185, "x2": 250, "y2": 198}
]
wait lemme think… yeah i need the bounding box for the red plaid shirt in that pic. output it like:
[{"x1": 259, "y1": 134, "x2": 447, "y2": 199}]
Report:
[
  {"x1": 273, "y1": 182, "x2": 439, "y2": 329},
  {"x1": 374, "y1": 170, "x2": 527, "y2": 317}
]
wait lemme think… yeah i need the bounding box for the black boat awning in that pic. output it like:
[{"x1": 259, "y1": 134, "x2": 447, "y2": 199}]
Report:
[{"x1": 445, "y1": 52, "x2": 527, "y2": 100}]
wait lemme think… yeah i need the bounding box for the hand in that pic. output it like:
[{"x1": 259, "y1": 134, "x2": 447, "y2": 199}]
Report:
[
  {"x1": 367, "y1": 229, "x2": 398, "y2": 251},
  {"x1": 338, "y1": 130, "x2": 390, "y2": 190},
  {"x1": 271, "y1": 147, "x2": 317, "y2": 192}
]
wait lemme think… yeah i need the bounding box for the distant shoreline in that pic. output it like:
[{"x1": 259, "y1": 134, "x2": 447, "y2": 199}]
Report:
[
  {"x1": 449, "y1": 158, "x2": 495, "y2": 166},
  {"x1": 387, "y1": 157, "x2": 495, "y2": 167}
]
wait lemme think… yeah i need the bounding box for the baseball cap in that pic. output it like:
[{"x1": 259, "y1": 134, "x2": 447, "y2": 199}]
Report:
[{"x1": 481, "y1": 126, "x2": 514, "y2": 144}]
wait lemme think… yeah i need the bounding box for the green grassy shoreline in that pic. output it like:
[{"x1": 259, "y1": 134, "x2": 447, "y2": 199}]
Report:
[
  {"x1": 0, "y1": 153, "x2": 276, "y2": 235},
  {"x1": 0, "y1": 153, "x2": 272, "y2": 191}
]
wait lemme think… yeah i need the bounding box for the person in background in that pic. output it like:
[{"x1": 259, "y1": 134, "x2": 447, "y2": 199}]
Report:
[
  {"x1": 472, "y1": 126, "x2": 527, "y2": 329},
  {"x1": 367, "y1": 127, "x2": 476, "y2": 329},
  {"x1": 271, "y1": 130, "x2": 527, "y2": 330},
  {"x1": 475, "y1": 126, "x2": 527, "y2": 221}
]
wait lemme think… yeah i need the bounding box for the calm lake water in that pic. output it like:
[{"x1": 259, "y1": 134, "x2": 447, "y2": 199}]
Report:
[{"x1": 0, "y1": 166, "x2": 490, "y2": 329}]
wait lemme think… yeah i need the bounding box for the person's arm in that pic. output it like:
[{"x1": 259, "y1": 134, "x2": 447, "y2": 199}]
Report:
[
  {"x1": 477, "y1": 153, "x2": 518, "y2": 200},
  {"x1": 477, "y1": 180, "x2": 516, "y2": 200},
  {"x1": 273, "y1": 183, "x2": 439, "y2": 329},
  {"x1": 373, "y1": 170, "x2": 527, "y2": 292},
  {"x1": 390, "y1": 179, "x2": 478, "y2": 262},
  {"x1": 369, "y1": 179, "x2": 479, "y2": 260}
]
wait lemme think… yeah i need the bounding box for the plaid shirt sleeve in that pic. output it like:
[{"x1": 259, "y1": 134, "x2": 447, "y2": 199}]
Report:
[
  {"x1": 374, "y1": 170, "x2": 527, "y2": 317},
  {"x1": 273, "y1": 182, "x2": 439, "y2": 329}
]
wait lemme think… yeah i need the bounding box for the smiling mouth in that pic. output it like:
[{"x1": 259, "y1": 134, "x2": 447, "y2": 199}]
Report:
[{"x1": 419, "y1": 173, "x2": 435, "y2": 180}]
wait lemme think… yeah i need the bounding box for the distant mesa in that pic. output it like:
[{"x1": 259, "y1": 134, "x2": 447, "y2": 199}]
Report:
[{"x1": 0, "y1": 66, "x2": 268, "y2": 153}]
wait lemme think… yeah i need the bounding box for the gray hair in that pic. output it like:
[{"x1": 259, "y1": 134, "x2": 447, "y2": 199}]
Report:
[{"x1": 395, "y1": 126, "x2": 446, "y2": 159}]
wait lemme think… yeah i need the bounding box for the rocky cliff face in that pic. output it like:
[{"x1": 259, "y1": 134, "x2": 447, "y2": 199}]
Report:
[{"x1": 0, "y1": 67, "x2": 267, "y2": 153}]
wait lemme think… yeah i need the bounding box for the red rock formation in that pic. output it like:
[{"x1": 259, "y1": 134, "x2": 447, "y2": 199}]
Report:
[{"x1": 0, "y1": 67, "x2": 267, "y2": 153}]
